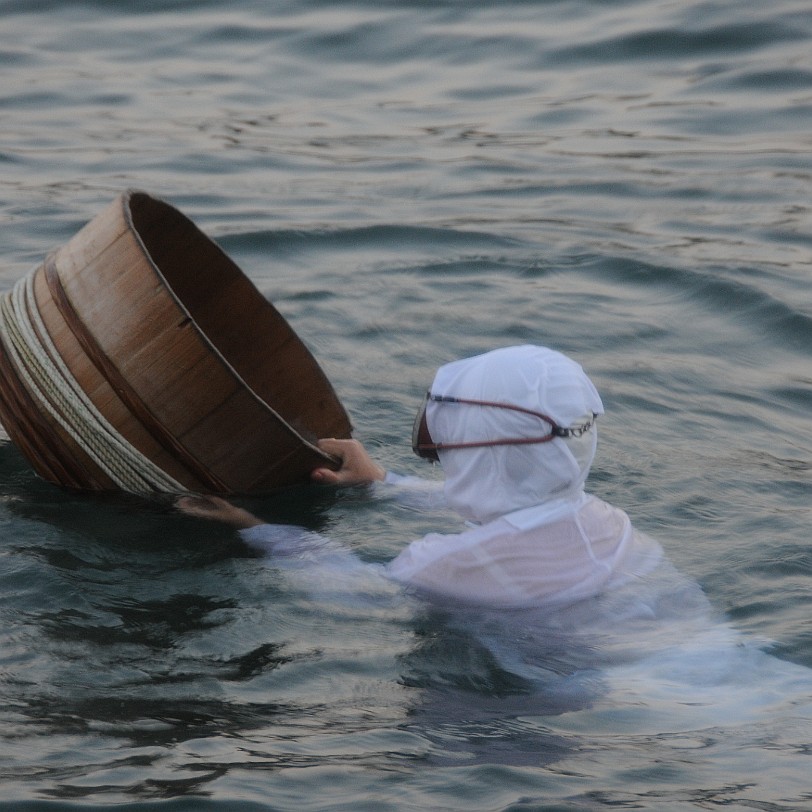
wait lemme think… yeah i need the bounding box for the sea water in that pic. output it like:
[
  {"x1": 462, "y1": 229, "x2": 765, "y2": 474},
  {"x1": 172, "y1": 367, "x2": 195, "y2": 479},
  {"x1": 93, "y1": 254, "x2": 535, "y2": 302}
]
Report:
[{"x1": 1, "y1": 0, "x2": 811, "y2": 809}]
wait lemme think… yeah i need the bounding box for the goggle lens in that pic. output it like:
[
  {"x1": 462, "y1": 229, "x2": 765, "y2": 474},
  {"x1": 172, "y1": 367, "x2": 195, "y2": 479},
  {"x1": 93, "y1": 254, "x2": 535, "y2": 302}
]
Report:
[{"x1": 411, "y1": 393, "x2": 439, "y2": 461}]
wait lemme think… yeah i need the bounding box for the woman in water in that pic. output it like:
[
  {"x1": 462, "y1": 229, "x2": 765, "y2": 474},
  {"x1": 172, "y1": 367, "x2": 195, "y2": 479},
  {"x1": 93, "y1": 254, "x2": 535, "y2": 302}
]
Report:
[{"x1": 178, "y1": 344, "x2": 668, "y2": 611}]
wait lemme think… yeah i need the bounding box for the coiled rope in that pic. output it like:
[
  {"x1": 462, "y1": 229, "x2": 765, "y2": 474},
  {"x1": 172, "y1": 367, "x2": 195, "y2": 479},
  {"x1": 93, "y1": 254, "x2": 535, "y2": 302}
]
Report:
[{"x1": 0, "y1": 267, "x2": 187, "y2": 495}]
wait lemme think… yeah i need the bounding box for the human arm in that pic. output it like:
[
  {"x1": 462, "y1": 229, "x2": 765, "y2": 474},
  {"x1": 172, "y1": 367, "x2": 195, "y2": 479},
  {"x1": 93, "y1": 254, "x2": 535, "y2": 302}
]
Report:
[
  {"x1": 176, "y1": 494, "x2": 339, "y2": 559},
  {"x1": 176, "y1": 437, "x2": 441, "y2": 554},
  {"x1": 175, "y1": 437, "x2": 387, "y2": 532},
  {"x1": 312, "y1": 437, "x2": 446, "y2": 510}
]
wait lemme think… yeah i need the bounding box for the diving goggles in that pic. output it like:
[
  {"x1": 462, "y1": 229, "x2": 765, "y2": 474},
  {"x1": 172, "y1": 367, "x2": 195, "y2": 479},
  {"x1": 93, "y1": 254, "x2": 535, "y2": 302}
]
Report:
[{"x1": 412, "y1": 392, "x2": 598, "y2": 462}]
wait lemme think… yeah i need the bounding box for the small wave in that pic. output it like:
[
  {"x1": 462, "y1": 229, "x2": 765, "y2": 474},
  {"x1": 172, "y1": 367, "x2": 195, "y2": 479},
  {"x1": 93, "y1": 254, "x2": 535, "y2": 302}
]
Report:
[
  {"x1": 550, "y1": 18, "x2": 808, "y2": 65},
  {"x1": 585, "y1": 256, "x2": 812, "y2": 353},
  {"x1": 218, "y1": 224, "x2": 519, "y2": 258}
]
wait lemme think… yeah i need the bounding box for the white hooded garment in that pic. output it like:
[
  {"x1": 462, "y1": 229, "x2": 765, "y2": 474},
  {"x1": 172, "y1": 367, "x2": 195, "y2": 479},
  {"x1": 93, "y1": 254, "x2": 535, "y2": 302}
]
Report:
[
  {"x1": 237, "y1": 347, "x2": 812, "y2": 750},
  {"x1": 385, "y1": 345, "x2": 664, "y2": 609},
  {"x1": 241, "y1": 345, "x2": 665, "y2": 610}
]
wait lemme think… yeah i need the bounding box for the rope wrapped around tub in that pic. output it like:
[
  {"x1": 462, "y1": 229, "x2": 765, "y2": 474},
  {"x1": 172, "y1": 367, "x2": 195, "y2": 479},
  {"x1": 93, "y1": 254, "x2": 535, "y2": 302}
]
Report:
[{"x1": 0, "y1": 267, "x2": 187, "y2": 495}]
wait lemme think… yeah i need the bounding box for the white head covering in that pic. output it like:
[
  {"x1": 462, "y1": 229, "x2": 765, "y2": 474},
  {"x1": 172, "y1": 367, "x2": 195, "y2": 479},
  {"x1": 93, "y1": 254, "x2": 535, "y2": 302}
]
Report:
[{"x1": 425, "y1": 345, "x2": 604, "y2": 524}]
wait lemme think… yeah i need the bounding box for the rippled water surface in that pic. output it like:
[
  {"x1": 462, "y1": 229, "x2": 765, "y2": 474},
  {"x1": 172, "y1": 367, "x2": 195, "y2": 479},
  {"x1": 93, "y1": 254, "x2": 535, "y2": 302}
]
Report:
[{"x1": 2, "y1": 0, "x2": 812, "y2": 809}]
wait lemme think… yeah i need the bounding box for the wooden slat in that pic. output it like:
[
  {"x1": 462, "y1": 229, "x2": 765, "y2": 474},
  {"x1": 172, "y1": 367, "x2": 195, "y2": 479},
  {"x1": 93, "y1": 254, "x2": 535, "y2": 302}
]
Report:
[
  {"x1": 43, "y1": 259, "x2": 228, "y2": 492},
  {"x1": 32, "y1": 266, "x2": 205, "y2": 490},
  {"x1": 0, "y1": 313, "x2": 117, "y2": 490}
]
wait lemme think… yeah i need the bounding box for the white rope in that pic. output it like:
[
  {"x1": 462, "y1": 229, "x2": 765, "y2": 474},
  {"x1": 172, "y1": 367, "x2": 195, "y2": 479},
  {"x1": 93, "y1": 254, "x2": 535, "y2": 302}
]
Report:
[{"x1": 0, "y1": 265, "x2": 188, "y2": 495}]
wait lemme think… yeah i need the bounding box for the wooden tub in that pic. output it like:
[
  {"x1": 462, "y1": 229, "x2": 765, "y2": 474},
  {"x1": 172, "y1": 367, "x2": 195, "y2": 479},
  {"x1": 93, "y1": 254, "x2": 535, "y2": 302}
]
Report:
[{"x1": 0, "y1": 190, "x2": 352, "y2": 495}]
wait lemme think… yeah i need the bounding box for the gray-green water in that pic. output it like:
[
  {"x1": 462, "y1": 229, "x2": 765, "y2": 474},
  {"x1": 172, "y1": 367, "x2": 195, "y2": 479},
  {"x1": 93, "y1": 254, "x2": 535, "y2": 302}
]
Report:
[{"x1": 2, "y1": 1, "x2": 811, "y2": 809}]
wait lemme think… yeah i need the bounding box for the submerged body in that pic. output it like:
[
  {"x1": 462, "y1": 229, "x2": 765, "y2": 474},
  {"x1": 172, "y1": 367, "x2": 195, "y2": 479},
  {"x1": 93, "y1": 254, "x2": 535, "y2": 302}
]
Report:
[
  {"x1": 235, "y1": 475, "x2": 810, "y2": 746},
  {"x1": 179, "y1": 345, "x2": 812, "y2": 748}
]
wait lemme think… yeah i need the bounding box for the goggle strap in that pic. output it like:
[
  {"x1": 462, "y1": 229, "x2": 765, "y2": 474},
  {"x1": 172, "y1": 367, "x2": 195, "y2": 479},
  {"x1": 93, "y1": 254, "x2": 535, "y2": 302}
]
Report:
[
  {"x1": 413, "y1": 392, "x2": 597, "y2": 460},
  {"x1": 417, "y1": 434, "x2": 559, "y2": 453}
]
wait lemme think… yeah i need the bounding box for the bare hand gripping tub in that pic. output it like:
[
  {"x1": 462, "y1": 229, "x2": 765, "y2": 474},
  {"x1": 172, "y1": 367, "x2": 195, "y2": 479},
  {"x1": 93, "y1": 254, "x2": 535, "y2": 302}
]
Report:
[{"x1": 0, "y1": 190, "x2": 352, "y2": 496}]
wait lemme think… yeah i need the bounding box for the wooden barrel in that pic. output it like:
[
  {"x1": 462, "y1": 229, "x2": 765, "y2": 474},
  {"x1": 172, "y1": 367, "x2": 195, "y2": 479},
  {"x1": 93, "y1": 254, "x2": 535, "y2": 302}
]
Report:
[{"x1": 0, "y1": 190, "x2": 352, "y2": 495}]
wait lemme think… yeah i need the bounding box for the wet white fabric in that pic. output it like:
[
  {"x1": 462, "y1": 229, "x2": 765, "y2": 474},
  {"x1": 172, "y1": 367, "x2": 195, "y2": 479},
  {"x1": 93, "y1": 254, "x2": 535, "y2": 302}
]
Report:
[{"x1": 385, "y1": 489, "x2": 663, "y2": 608}]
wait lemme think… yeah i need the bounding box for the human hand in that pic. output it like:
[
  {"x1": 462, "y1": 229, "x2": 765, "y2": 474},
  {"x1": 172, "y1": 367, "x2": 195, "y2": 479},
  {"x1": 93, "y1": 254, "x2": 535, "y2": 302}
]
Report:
[
  {"x1": 311, "y1": 438, "x2": 386, "y2": 486},
  {"x1": 175, "y1": 495, "x2": 264, "y2": 529}
]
